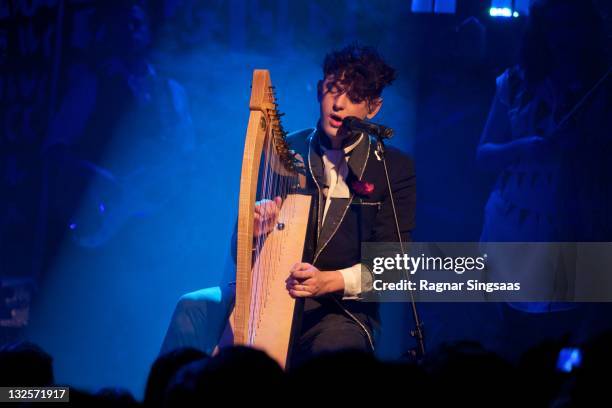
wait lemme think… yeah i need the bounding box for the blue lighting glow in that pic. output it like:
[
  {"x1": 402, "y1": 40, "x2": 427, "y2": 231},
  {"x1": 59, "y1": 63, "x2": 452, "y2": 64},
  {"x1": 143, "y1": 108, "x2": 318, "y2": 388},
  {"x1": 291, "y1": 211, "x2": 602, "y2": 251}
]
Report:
[
  {"x1": 99, "y1": 203, "x2": 105, "y2": 213},
  {"x1": 557, "y1": 348, "x2": 583, "y2": 373},
  {"x1": 489, "y1": 7, "x2": 513, "y2": 18},
  {"x1": 69, "y1": 223, "x2": 77, "y2": 230},
  {"x1": 490, "y1": 0, "x2": 527, "y2": 17}
]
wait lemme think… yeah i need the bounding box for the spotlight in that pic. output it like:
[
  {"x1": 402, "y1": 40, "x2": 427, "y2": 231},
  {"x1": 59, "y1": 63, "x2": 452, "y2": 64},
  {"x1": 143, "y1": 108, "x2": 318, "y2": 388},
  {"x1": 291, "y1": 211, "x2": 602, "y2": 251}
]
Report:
[
  {"x1": 557, "y1": 347, "x2": 582, "y2": 373},
  {"x1": 489, "y1": 7, "x2": 513, "y2": 18}
]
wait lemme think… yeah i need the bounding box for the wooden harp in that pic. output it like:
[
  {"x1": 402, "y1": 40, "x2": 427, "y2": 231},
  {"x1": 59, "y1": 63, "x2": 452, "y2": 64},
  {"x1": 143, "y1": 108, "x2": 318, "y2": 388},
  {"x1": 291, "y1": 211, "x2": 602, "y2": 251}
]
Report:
[{"x1": 228, "y1": 70, "x2": 311, "y2": 368}]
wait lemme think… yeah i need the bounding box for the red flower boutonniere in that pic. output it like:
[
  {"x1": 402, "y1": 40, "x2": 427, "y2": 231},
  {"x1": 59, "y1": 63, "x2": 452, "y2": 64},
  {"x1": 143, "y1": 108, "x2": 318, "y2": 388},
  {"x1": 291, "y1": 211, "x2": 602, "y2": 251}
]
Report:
[{"x1": 351, "y1": 180, "x2": 375, "y2": 196}]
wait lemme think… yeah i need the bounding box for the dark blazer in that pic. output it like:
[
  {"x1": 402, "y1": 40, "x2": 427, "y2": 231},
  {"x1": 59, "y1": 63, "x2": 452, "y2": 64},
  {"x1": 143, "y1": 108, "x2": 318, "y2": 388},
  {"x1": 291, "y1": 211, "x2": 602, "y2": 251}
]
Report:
[
  {"x1": 230, "y1": 126, "x2": 416, "y2": 341},
  {"x1": 286, "y1": 127, "x2": 416, "y2": 332}
]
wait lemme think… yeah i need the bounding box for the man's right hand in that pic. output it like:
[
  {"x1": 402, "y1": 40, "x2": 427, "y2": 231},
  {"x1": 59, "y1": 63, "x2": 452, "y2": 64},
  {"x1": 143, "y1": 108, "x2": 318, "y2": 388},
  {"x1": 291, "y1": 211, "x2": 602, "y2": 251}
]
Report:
[{"x1": 254, "y1": 196, "x2": 282, "y2": 237}]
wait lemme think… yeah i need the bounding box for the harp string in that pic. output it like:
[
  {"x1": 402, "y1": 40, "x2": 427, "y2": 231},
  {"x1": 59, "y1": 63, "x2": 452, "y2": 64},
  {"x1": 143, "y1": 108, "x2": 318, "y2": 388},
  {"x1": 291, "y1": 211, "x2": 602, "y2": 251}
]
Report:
[
  {"x1": 250, "y1": 130, "x2": 271, "y2": 344},
  {"x1": 248, "y1": 85, "x2": 298, "y2": 345},
  {"x1": 249, "y1": 118, "x2": 275, "y2": 343},
  {"x1": 252, "y1": 87, "x2": 270, "y2": 342}
]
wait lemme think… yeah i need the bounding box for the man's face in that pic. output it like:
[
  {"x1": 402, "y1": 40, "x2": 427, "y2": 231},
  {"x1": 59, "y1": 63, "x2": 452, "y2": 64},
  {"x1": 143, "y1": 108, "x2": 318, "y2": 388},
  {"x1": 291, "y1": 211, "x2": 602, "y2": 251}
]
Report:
[{"x1": 318, "y1": 74, "x2": 381, "y2": 143}]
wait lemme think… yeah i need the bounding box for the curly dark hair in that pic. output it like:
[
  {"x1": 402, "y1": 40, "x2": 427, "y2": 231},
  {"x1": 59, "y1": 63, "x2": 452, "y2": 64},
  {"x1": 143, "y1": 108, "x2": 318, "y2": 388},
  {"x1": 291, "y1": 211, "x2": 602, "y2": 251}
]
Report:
[
  {"x1": 520, "y1": 0, "x2": 608, "y2": 86},
  {"x1": 322, "y1": 44, "x2": 396, "y2": 104}
]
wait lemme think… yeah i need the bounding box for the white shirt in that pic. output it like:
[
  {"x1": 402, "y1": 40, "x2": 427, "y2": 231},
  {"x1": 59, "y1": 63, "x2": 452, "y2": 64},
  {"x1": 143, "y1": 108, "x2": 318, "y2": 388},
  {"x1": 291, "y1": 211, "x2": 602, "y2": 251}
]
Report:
[{"x1": 320, "y1": 135, "x2": 373, "y2": 299}]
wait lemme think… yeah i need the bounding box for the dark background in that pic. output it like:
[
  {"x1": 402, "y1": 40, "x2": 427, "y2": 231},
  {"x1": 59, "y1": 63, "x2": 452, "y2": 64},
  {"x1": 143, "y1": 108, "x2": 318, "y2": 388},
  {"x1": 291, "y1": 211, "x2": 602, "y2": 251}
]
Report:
[{"x1": 0, "y1": 0, "x2": 610, "y2": 397}]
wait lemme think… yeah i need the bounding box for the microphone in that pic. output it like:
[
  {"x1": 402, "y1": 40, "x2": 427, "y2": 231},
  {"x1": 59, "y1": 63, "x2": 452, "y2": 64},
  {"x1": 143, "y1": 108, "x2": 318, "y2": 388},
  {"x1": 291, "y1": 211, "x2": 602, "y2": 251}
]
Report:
[{"x1": 341, "y1": 116, "x2": 394, "y2": 139}]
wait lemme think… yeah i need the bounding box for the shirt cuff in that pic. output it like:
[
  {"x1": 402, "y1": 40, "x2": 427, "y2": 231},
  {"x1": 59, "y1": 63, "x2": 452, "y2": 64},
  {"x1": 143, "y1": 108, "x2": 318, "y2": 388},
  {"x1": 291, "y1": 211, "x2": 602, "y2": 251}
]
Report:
[{"x1": 339, "y1": 263, "x2": 372, "y2": 300}]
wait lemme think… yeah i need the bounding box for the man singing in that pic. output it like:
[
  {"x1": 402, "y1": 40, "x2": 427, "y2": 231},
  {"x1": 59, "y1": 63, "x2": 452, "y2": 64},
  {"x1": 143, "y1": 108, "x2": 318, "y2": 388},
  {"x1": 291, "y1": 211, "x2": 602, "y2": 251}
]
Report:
[{"x1": 161, "y1": 44, "x2": 415, "y2": 364}]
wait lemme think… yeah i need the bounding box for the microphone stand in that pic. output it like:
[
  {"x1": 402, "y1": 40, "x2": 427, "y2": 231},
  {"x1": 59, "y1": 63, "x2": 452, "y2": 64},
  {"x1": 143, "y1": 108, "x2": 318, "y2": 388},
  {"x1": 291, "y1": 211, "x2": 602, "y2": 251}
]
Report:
[{"x1": 372, "y1": 133, "x2": 426, "y2": 360}]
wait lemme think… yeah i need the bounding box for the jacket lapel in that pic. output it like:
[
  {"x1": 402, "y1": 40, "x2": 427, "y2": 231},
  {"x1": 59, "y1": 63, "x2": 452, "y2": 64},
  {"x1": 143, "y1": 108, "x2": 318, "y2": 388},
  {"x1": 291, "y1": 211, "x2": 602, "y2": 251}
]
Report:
[
  {"x1": 306, "y1": 130, "x2": 325, "y2": 235},
  {"x1": 309, "y1": 130, "x2": 371, "y2": 263}
]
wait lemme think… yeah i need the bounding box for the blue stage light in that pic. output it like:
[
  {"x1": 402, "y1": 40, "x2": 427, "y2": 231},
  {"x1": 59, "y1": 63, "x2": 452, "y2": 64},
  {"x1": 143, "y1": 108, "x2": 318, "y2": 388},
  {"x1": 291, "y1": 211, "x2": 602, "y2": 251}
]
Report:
[
  {"x1": 557, "y1": 347, "x2": 583, "y2": 373},
  {"x1": 412, "y1": 0, "x2": 456, "y2": 14},
  {"x1": 514, "y1": 0, "x2": 531, "y2": 16},
  {"x1": 490, "y1": 0, "x2": 524, "y2": 18},
  {"x1": 489, "y1": 7, "x2": 513, "y2": 18},
  {"x1": 412, "y1": 0, "x2": 433, "y2": 13},
  {"x1": 434, "y1": 0, "x2": 456, "y2": 14}
]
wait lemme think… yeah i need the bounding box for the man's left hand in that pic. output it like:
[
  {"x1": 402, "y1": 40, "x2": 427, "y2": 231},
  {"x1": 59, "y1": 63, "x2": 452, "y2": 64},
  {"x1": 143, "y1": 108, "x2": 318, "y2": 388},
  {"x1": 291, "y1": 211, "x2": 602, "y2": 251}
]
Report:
[{"x1": 285, "y1": 263, "x2": 344, "y2": 298}]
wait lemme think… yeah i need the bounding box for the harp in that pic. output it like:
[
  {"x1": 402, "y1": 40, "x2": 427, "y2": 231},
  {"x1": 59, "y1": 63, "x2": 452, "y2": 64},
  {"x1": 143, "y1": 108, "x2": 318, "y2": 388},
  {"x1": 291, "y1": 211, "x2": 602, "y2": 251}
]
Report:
[{"x1": 226, "y1": 70, "x2": 311, "y2": 368}]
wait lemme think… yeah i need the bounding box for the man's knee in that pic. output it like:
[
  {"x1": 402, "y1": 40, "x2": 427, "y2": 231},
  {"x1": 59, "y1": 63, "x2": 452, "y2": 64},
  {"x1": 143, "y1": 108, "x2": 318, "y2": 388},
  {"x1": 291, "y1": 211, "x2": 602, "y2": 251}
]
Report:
[
  {"x1": 176, "y1": 287, "x2": 219, "y2": 314},
  {"x1": 161, "y1": 284, "x2": 235, "y2": 355},
  {"x1": 174, "y1": 285, "x2": 235, "y2": 316}
]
